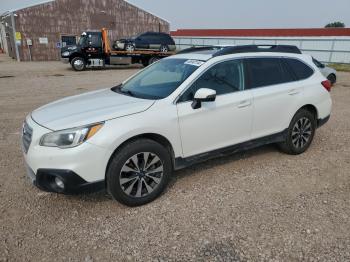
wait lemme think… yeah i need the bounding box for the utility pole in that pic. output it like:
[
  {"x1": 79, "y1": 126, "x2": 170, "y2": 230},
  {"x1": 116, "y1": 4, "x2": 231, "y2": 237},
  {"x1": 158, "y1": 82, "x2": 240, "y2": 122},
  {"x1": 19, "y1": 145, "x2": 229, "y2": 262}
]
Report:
[{"x1": 10, "y1": 12, "x2": 20, "y2": 61}]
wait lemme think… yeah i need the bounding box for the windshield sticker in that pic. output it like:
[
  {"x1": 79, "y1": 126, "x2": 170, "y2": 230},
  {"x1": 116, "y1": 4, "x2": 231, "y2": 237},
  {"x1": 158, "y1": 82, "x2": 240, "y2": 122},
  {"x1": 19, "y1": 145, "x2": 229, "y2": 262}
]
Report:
[{"x1": 184, "y1": 60, "x2": 205, "y2": 67}]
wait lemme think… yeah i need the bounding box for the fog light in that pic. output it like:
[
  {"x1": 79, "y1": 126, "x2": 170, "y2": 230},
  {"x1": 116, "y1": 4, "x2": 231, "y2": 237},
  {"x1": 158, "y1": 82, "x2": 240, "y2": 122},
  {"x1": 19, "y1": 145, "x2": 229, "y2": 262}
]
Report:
[{"x1": 54, "y1": 177, "x2": 65, "y2": 189}]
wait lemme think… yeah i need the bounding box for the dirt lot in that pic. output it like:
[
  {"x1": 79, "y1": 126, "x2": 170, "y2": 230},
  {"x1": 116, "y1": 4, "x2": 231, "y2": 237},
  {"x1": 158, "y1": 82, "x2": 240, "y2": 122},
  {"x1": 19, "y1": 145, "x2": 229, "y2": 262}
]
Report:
[{"x1": 0, "y1": 54, "x2": 349, "y2": 262}]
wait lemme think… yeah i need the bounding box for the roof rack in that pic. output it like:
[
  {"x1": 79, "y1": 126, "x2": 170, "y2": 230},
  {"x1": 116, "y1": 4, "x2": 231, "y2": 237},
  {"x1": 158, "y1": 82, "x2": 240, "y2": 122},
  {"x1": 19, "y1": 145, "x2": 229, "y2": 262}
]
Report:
[
  {"x1": 213, "y1": 45, "x2": 302, "y2": 57},
  {"x1": 176, "y1": 46, "x2": 221, "y2": 54}
]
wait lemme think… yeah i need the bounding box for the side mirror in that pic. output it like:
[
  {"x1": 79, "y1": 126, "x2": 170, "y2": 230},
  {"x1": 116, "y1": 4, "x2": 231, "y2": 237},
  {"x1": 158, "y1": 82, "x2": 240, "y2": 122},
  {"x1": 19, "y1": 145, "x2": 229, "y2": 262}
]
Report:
[
  {"x1": 191, "y1": 88, "x2": 216, "y2": 109},
  {"x1": 320, "y1": 63, "x2": 325, "y2": 68}
]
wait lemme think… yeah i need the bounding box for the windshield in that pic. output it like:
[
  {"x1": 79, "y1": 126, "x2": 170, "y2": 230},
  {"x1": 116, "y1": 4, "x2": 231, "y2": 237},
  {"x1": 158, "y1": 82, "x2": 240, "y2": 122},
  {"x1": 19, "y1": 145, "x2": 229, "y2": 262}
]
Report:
[{"x1": 113, "y1": 58, "x2": 203, "y2": 99}]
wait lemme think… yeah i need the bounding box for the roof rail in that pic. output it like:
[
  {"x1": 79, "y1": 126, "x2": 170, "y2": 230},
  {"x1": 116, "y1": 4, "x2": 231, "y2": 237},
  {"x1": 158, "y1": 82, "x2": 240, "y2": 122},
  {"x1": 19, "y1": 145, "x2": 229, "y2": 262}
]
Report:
[
  {"x1": 213, "y1": 45, "x2": 302, "y2": 57},
  {"x1": 177, "y1": 46, "x2": 221, "y2": 54}
]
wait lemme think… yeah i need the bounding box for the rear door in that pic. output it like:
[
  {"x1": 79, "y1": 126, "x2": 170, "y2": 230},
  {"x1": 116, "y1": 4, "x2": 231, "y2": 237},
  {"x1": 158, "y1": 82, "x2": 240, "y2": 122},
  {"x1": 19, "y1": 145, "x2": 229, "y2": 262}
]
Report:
[
  {"x1": 148, "y1": 33, "x2": 161, "y2": 50},
  {"x1": 176, "y1": 59, "x2": 254, "y2": 157},
  {"x1": 247, "y1": 57, "x2": 303, "y2": 139},
  {"x1": 135, "y1": 33, "x2": 149, "y2": 49}
]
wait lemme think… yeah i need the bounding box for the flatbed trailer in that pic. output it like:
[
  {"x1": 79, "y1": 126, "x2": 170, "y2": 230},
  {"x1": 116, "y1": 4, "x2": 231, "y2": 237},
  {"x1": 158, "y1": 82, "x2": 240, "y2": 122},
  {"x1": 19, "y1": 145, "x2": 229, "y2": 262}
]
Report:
[{"x1": 61, "y1": 28, "x2": 175, "y2": 71}]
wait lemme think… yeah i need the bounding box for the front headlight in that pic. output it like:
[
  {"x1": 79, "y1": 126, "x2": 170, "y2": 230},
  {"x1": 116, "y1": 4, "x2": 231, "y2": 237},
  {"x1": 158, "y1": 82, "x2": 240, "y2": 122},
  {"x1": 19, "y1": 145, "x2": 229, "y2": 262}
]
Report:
[
  {"x1": 40, "y1": 123, "x2": 103, "y2": 148},
  {"x1": 62, "y1": 51, "x2": 70, "y2": 57}
]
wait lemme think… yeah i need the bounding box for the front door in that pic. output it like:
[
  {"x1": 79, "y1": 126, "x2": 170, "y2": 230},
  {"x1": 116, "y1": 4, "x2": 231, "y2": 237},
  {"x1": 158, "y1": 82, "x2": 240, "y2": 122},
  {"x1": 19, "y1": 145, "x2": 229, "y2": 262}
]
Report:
[{"x1": 176, "y1": 59, "x2": 253, "y2": 157}]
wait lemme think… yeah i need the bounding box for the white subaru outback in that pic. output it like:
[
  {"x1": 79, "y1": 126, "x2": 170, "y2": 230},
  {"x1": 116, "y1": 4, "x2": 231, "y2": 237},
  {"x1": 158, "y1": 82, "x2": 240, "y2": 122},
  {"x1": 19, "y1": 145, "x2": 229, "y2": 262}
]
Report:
[{"x1": 22, "y1": 45, "x2": 332, "y2": 206}]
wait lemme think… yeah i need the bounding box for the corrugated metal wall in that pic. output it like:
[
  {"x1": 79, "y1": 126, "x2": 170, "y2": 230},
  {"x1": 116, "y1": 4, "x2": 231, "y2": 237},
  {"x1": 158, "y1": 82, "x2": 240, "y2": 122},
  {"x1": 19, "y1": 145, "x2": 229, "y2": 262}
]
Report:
[
  {"x1": 173, "y1": 36, "x2": 350, "y2": 64},
  {"x1": 12, "y1": 0, "x2": 169, "y2": 61}
]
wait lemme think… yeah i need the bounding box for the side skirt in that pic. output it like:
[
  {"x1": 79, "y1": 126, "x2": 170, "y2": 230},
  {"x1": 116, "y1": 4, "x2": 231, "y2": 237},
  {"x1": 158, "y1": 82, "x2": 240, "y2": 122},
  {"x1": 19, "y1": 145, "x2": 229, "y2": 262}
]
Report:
[{"x1": 174, "y1": 129, "x2": 288, "y2": 170}]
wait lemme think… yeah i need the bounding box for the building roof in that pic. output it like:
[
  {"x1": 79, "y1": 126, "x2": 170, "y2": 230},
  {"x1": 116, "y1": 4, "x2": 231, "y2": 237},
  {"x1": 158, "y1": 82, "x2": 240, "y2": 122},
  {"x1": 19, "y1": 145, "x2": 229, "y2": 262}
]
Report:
[
  {"x1": 1, "y1": 0, "x2": 169, "y2": 23},
  {"x1": 171, "y1": 28, "x2": 350, "y2": 37},
  {"x1": 0, "y1": 1, "x2": 53, "y2": 16}
]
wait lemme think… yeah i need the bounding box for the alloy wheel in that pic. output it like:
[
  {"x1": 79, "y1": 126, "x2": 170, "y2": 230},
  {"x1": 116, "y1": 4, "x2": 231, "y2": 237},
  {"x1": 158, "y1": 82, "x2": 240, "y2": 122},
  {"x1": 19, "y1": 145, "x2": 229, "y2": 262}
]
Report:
[
  {"x1": 291, "y1": 117, "x2": 312, "y2": 149},
  {"x1": 119, "y1": 152, "x2": 164, "y2": 198},
  {"x1": 125, "y1": 44, "x2": 135, "y2": 52},
  {"x1": 160, "y1": 46, "x2": 168, "y2": 53}
]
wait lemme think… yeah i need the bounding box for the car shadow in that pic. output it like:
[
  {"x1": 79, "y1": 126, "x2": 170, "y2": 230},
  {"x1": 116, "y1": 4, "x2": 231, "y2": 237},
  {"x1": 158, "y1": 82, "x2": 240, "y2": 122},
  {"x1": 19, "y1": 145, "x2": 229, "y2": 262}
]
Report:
[
  {"x1": 169, "y1": 143, "x2": 279, "y2": 187},
  {"x1": 63, "y1": 64, "x2": 143, "y2": 72}
]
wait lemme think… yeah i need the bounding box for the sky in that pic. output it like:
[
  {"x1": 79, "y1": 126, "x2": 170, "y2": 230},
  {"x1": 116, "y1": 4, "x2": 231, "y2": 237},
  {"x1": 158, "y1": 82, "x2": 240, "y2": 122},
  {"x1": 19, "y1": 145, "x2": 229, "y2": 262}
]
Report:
[{"x1": 1, "y1": 0, "x2": 350, "y2": 30}]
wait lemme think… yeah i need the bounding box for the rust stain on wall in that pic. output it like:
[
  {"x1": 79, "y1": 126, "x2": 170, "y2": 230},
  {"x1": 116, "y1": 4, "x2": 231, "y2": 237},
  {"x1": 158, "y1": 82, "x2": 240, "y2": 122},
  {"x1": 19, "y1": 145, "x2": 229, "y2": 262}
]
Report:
[{"x1": 13, "y1": 0, "x2": 169, "y2": 61}]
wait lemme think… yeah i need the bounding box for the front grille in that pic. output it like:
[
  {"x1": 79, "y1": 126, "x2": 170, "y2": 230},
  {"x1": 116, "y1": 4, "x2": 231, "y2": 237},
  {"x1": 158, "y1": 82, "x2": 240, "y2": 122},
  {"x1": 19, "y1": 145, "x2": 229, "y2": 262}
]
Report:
[{"x1": 22, "y1": 121, "x2": 33, "y2": 153}]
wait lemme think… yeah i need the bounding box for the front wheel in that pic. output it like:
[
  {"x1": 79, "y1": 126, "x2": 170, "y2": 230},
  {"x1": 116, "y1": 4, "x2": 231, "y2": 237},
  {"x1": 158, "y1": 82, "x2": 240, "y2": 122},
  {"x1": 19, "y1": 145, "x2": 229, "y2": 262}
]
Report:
[
  {"x1": 107, "y1": 139, "x2": 172, "y2": 206},
  {"x1": 125, "y1": 44, "x2": 135, "y2": 52},
  {"x1": 71, "y1": 57, "x2": 86, "y2": 71},
  {"x1": 278, "y1": 109, "x2": 316, "y2": 155}
]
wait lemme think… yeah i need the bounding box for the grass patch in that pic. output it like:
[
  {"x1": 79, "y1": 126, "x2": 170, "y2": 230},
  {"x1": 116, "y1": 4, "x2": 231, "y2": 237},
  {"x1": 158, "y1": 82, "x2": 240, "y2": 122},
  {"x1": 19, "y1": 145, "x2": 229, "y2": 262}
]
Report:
[{"x1": 328, "y1": 63, "x2": 350, "y2": 72}]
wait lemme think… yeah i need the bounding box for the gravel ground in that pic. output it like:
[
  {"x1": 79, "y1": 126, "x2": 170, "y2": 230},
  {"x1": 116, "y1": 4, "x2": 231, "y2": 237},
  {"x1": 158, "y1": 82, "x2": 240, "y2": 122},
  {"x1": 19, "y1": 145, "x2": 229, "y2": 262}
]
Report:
[{"x1": 0, "y1": 54, "x2": 349, "y2": 262}]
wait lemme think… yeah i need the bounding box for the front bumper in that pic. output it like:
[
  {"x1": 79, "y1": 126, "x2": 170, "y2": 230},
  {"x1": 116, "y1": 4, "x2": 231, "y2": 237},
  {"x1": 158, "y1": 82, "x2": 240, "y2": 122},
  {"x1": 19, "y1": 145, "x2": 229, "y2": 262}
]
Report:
[
  {"x1": 22, "y1": 115, "x2": 111, "y2": 194},
  {"x1": 61, "y1": 57, "x2": 70, "y2": 63},
  {"x1": 115, "y1": 42, "x2": 126, "y2": 50},
  {"x1": 26, "y1": 167, "x2": 104, "y2": 194}
]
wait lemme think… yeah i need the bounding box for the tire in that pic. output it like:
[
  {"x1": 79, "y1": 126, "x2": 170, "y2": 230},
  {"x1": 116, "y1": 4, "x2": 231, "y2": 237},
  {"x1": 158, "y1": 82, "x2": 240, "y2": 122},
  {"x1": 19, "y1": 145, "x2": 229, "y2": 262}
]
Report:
[
  {"x1": 160, "y1": 45, "x2": 169, "y2": 53},
  {"x1": 327, "y1": 74, "x2": 336, "y2": 85},
  {"x1": 71, "y1": 57, "x2": 86, "y2": 71},
  {"x1": 149, "y1": 56, "x2": 160, "y2": 65},
  {"x1": 125, "y1": 44, "x2": 135, "y2": 52},
  {"x1": 278, "y1": 109, "x2": 316, "y2": 155},
  {"x1": 107, "y1": 139, "x2": 172, "y2": 206},
  {"x1": 142, "y1": 59, "x2": 149, "y2": 67}
]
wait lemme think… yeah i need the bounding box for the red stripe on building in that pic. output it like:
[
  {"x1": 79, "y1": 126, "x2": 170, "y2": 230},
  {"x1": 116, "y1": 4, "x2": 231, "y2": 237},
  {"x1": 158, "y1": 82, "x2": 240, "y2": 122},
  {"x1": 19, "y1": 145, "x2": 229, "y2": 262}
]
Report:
[{"x1": 171, "y1": 28, "x2": 350, "y2": 37}]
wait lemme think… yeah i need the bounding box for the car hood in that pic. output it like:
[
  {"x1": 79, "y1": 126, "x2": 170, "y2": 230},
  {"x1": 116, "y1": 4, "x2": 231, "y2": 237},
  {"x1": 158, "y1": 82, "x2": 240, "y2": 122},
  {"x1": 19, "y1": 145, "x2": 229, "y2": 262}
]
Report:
[
  {"x1": 31, "y1": 88, "x2": 155, "y2": 130},
  {"x1": 61, "y1": 45, "x2": 78, "y2": 53}
]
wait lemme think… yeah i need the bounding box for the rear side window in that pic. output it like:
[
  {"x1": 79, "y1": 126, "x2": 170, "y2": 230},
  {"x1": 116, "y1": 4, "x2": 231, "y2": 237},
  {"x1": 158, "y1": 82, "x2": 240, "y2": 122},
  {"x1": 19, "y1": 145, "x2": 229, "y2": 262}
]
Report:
[
  {"x1": 284, "y1": 58, "x2": 314, "y2": 80},
  {"x1": 162, "y1": 34, "x2": 174, "y2": 44},
  {"x1": 246, "y1": 58, "x2": 294, "y2": 88}
]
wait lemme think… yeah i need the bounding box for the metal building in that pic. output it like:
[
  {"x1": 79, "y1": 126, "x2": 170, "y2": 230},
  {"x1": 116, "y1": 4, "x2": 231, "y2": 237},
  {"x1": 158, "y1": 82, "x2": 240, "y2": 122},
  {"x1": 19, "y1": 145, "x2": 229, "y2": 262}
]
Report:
[
  {"x1": 0, "y1": 0, "x2": 169, "y2": 61},
  {"x1": 171, "y1": 28, "x2": 350, "y2": 64}
]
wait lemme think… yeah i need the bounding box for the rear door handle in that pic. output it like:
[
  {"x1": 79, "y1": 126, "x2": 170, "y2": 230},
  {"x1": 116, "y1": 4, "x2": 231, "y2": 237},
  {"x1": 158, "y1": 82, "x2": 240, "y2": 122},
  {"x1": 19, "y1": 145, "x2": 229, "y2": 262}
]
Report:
[
  {"x1": 288, "y1": 89, "x2": 300, "y2": 95},
  {"x1": 238, "y1": 100, "x2": 251, "y2": 108}
]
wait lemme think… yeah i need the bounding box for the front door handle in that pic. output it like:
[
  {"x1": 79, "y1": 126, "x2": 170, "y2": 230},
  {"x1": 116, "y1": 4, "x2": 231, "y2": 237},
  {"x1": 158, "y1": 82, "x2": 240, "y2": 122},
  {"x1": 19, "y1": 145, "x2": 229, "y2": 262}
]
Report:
[
  {"x1": 288, "y1": 89, "x2": 300, "y2": 95},
  {"x1": 238, "y1": 100, "x2": 251, "y2": 108}
]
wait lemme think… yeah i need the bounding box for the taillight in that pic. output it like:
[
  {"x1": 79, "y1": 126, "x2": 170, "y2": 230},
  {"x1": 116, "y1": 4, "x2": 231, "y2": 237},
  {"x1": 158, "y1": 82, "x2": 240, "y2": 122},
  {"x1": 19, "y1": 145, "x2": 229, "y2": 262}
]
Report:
[{"x1": 321, "y1": 80, "x2": 332, "y2": 92}]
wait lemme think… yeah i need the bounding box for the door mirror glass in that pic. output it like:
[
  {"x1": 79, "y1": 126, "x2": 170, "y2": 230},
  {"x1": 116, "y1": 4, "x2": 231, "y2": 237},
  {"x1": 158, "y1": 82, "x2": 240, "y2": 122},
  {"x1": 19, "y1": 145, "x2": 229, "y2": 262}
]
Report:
[{"x1": 192, "y1": 88, "x2": 216, "y2": 109}]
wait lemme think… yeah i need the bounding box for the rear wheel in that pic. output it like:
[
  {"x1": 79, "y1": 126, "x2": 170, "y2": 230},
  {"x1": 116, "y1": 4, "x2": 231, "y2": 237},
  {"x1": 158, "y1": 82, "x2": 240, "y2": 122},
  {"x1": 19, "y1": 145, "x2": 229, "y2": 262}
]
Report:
[
  {"x1": 160, "y1": 45, "x2": 169, "y2": 53},
  {"x1": 107, "y1": 139, "x2": 172, "y2": 206},
  {"x1": 149, "y1": 56, "x2": 160, "y2": 65},
  {"x1": 327, "y1": 74, "x2": 336, "y2": 85},
  {"x1": 142, "y1": 59, "x2": 150, "y2": 67},
  {"x1": 278, "y1": 109, "x2": 316, "y2": 155},
  {"x1": 71, "y1": 57, "x2": 86, "y2": 71}
]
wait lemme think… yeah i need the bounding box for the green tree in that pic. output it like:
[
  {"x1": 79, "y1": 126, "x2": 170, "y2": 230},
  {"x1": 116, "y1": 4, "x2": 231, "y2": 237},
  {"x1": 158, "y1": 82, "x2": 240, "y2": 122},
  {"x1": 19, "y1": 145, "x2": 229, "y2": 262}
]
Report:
[{"x1": 325, "y1": 22, "x2": 345, "y2": 28}]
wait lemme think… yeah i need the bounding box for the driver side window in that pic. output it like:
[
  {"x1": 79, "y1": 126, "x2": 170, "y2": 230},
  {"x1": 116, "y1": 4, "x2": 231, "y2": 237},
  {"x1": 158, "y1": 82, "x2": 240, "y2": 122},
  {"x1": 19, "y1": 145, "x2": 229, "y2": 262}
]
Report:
[{"x1": 179, "y1": 59, "x2": 245, "y2": 102}]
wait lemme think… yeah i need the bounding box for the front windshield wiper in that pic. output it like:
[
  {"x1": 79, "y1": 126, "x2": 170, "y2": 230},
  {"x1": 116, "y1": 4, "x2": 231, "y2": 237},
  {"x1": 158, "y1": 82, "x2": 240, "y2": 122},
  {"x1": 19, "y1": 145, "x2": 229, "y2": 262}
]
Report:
[
  {"x1": 120, "y1": 89, "x2": 135, "y2": 97},
  {"x1": 111, "y1": 85, "x2": 135, "y2": 97}
]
